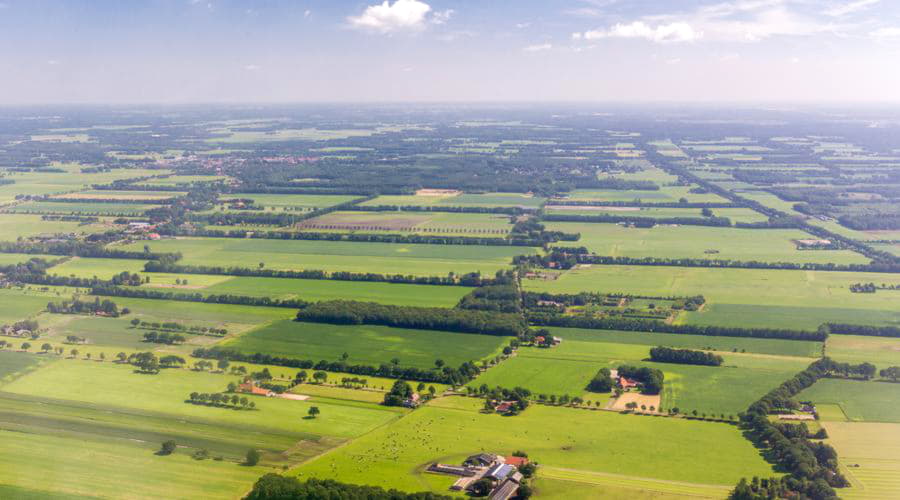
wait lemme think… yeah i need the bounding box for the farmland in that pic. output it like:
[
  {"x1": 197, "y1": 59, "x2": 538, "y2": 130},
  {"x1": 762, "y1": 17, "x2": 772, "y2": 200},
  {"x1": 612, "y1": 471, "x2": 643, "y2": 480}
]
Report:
[
  {"x1": 116, "y1": 237, "x2": 533, "y2": 276},
  {"x1": 820, "y1": 422, "x2": 900, "y2": 500},
  {"x1": 799, "y1": 378, "x2": 900, "y2": 423},
  {"x1": 224, "y1": 320, "x2": 506, "y2": 369},
  {"x1": 297, "y1": 211, "x2": 513, "y2": 235}
]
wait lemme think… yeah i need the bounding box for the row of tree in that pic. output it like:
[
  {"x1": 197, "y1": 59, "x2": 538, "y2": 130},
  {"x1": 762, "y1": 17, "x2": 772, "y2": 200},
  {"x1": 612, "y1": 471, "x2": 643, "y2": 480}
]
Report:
[
  {"x1": 244, "y1": 475, "x2": 453, "y2": 500},
  {"x1": 186, "y1": 392, "x2": 256, "y2": 410},
  {"x1": 143, "y1": 332, "x2": 186, "y2": 345},
  {"x1": 89, "y1": 285, "x2": 310, "y2": 309},
  {"x1": 542, "y1": 213, "x2": 733, "y2": 227},
  {"x1": 649, "y1": 346, "x2": 724, "y2": 366},
  {"x1": 295, "y1": 300, "x2": 528, "y2": 337},
  {"x1": 46, "y1": 297, "x2": 121, "y2": 317}
]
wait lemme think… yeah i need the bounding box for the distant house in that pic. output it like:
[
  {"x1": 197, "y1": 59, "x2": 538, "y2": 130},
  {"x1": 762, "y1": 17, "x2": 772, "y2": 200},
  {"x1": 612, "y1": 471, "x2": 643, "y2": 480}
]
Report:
[
  {"x1": 488, "y1": 479, "x2": 519, "y2": 500},
  {"x1": 494, "y1": 401, "x2": 517, "y2": 414},
  {"x1": 403, "y1": 392, "x2": 421, "y2": 408},
  {"x1": 503, "y1": 456, "x2": 529, "y2": 468},
  {"x1": 485, "y1": 463, "x2": 516, "y2": 482},
  {"x1": 238, "y1": 382, "x2": 275, "y2": 397},
  {"x1": 618, "y1": 377, "x2": 639, "y2": 390}
]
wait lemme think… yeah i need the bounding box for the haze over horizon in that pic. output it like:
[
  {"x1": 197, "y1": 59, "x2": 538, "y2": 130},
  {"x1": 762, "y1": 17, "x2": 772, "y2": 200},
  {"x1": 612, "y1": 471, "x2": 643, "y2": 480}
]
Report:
[{"x1": 3, "y1": 0, "x2": 900, "y2": 104}]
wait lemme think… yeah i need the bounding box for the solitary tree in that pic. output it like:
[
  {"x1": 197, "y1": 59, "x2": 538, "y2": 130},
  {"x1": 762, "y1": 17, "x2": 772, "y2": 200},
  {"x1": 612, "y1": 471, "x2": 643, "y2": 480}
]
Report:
[
  {"x1": 159, "y1": 440, "x2": 177, "y2": 455},
  {"x1": 21, "y1": 342, "x2": 31, "y2": 351},
  {"x1": 308, "y1": 406, "x2": 320, "y2": 419},
  {"x1": 41, "y1": 343, "x2": 52, "y2": 353},
  {"x1": 245, "y1": 448, "x2": 261, "y2": 466}
]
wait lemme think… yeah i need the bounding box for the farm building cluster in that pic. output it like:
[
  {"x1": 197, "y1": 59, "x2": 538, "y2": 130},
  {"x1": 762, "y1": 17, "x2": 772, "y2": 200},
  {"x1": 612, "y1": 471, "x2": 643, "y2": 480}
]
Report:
[{"x1": 427, "y1": 453, "x2": 529, "y2": 500}]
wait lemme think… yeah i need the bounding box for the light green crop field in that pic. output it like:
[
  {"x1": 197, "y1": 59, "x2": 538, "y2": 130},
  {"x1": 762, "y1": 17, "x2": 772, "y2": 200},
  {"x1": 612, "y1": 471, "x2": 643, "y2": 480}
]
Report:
[
  {"x1": 360, "y1": 192, "x2": 545, "y2": 208},
  {"x1": 294, "y1": 398, "x2": 776, "y2": 495},
  {"x1": 228, "y1": 193, "x2": 359, "y2": 209},
  {"x1": 142, "y1": 175, "x2": 228, "y2": 186},
  {"x1": 470, "y1": 339, "x2": 808, "y2": 414},
  {"x1": 51, "y1": 189, "x2": 184, "y2": 201},
  {"x1": 109, "y1": 295, "x2": 296, "y2": 325},
  {"x1": 544, "y1": 327, "x2": 823, "y2": 358},
  {"x1": 298, "y1": 211, "x2": 512, "y2": 235},
  {"x1": 0, "y1": 253, "x2": 55, "y2": 265},
  {"x1": 290, "y1": 383, "x2": 389, "y2": 404},
  {"x1": 7, "y1": 200, "x2": 161, "y2": 215},
  {"x1": 800, "y1": 379, "x2": 900, "y2": 423},
  {"x1": 49, "y1": 257, "x2": 148, "y2": 279},
  {"x1": 544, "y1": 206, "x2": 703, "y2": 217},
  {"x1": 561, "y1": 186, "x2": 728, "y2": 204},
  {"x1": 225, "y1": 320, "x2": 505, "y2": 369},
  {"x1": 825, "y1": 335, "x2": 900, "y2": 366},
  {"x1": 525, "y1": 265, "x2": 900, "y2": 330},
  {"x1": 117, "y1": 237, "x2": 531, "y2": 276},
  {"x1": 0, "y1": 429, "x2": 265, "y2": 500},
  {"x1": 0, "y1": 214, "x2": 113, "y2": 240},
  {"x1": 821, "y1": 422, "x2": 900, "y2": 500},
  {"x1": 0, "y1": 351, "x2": 43, "y2": 383},
  {"x1": 3, "y1": 360, "x2": 405, "y2": 440},
  {"x1": 0, "y1": 288, "x2": 54, "y2": 324},
  {"x1": 546, "y1": 223, "x2": 869, "y2": 265},
  {"x1": 198, "y1": 276, "x2": 471, "y2": 307},
  {"x1": 0, "y1": 166, "x2": 168, "y2": 203}
]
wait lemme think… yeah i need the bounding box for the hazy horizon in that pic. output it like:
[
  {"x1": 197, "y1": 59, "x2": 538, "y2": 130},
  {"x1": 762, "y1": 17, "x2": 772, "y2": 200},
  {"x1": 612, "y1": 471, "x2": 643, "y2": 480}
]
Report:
[{"x1": 3, "y1": 0, "x2": 900, "y2": 104}]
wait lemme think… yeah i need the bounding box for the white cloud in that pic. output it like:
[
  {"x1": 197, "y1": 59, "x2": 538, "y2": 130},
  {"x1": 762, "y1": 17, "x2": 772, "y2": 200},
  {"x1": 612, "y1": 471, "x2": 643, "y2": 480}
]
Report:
[
  {"x1": 304, "y1": 9, "x2": 311, "y2": 18},
  {"x1": 718, "y1": 52, "x2": 741, "y2": 62},
  {"x1": 523, "y1": 43, "x2": 553, "y2": 52},
  {"x1": 515, "y1": 22, "x2": 531, "y2": 29},
  {"x1": 47, "y1": 60, "x2": 60, "y2": 65},
  {"x1": 870, "y1": 26, "x2": 900, "y2": 39},
  {"x1": 431, "y1": 9, "x2": 454, "y2": 25},
  {"x1": 825, "y1": 0, "x2": 880, "y2": 17},
  {"x1": 665, "y1": 57, "x2": 682, "y2": 65},
  {"x1": 576, "y1": 22, "x2": 702, "y2": 43},
  {"x1": 348, "y1": 0, "x2": 433, "y2": 34},
  {"x1": 244, "y1": 64, "x2": 260, "y2": 71},
  {"x1": 790, "y1": 56, "x2": 800, "y2": 63}
]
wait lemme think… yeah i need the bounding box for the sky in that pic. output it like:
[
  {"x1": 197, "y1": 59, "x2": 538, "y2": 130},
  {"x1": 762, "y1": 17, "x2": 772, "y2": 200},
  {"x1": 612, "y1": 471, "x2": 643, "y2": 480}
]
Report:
[{"x1": 2, "y1": 0, "x2": 900, "y2": 103}]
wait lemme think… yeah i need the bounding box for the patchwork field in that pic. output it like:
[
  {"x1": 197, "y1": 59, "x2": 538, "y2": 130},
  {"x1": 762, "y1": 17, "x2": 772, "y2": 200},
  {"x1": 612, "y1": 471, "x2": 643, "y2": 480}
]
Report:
[
  {"x1": 294, "y1": 399, "x2": 776, "y2": 495},
  {"x1": 0, "y1": 214, "x2": 114, "y2": 239},
  {"x1": 559, "y1": 186, "x2": 728, "y2": 204},
  {"x1": 224, "y1": 320, "x2": 506, "y2": 369},
  {"x1": 225, "y1": 193, "x2": 359, "y2": 210},
  {"x1": 6, "y1": 200, "x2": 161, "y2": 215},
  {"x1": 825, "y1": 334, "x2": 900, "y2": 366},
  {"x1": 51, "y1": 189, "x2": 184, "y2": 201},
  {"x1": 297, "y1": 211, "x2": 512, "y2": 235},
  {"x1": 545, "y1": 223, "x2": 868, "y2": 264},
  {"x1": 525, "y1": 265, "x2": 900, "y2": 330},
  {"x1": 360, "y1": 192, "x2": 545, "y2": 208},
  {"x1": 117, "y1": 237, "x2": 532, "y2": 276},
  {"x1": 49, "y1": 257, "x2": 148, "y2": 279}
]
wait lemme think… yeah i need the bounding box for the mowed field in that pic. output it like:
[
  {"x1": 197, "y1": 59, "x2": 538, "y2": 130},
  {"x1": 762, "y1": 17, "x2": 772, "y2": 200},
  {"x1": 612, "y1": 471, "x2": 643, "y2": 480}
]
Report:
[
  {"x1": 545, "y1": 223, "x2": 869, "y2": 265},
  {"x1": 525, "y1": 265, "x2": 900, "y2": 330},
  {"x1": 469, "y1": 332, "x2": 810, "y2": 414},
  {"x1": 294, "y1": 397, "x2": 775, "y2": 497},
  {"x1": 117, "y1": 237, "x2": 532, "y2": 276},
  {"x1": 224, "y1": 320, "x2": 505, "y2": 369},
  {"x1": 6, "y1": 200, "x2": 162, "y2": 215},
  {"x1": 800, "y1": 378, "x2": 900, "y2": 423},
  {"x1": 559, "y1": 186, "x2": 729, "y2": 204},
  {"x1": 360, "y1": 192, "x2": 545, "y2": 208},
  {"x1": 825, "y1": 335, "x2": 900, "y2": 366},
  {"x1": 821, "y1": 422, "x2": 900, "y2": 500}
]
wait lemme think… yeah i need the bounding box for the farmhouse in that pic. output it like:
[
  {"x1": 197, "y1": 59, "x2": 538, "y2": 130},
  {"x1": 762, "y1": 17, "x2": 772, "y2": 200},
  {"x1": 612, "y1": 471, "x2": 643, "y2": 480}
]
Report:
[
  {"x1": 430, "y1": 453, "x2": 523, "y2": 498},
  {"x1": 618, "y1": 376, "x2": 639, "y2": 390},
  {"x1": 465, "y1": 453, "x2": 499, "y2": 467},
  {"x1": 238, "y1": 381, "x2": 275, "y2": 397}
]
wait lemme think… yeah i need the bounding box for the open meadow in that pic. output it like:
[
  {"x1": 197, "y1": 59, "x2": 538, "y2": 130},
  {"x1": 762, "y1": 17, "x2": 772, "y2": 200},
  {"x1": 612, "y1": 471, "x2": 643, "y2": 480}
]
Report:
[
  {"x1": 117, "y1": 237, "x2": 534, "y2": 276},
  {"x1": 224, "y1": 320, "x2": 506, "y2": 369},
  {"x1": 800, "y1": 378, "x2": 900, "y2": 423},
  {"x1": 293, "y1": 397, "x2": 776, "y2": 496},
  {"x1": 825, "y1": 334, "x2": 900, "y2": 366},
  {"x1": 820, "y1": 422, "x2": 900, "y2": 500},
  {"x1": 525, "y1": 265, "x2": 900, "y2": 330},
  {"x1": 297, "y1": 211, "x2": 513, "y2": 235}
]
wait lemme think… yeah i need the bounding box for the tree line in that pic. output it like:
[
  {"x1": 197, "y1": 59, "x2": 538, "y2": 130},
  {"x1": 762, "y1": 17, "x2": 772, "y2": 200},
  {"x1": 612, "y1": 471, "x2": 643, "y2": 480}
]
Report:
[
  {"x1": 823, "y1": 323, "x2": 900, "y2": 338},
  {"x1": 649, "y1": 346, "x2": 723, "y2": 366},
  {"x1": 541, "y1": 213, "x2": 733, "y2": 228},
  {"x1": 90, "y1": 284, "x2": 311, "y2": 309},
  {"x1": 344, "y1": 204, "x2": 536, "y2": 215},
  {"x1": 191, "y1": 346, "x2": 482, "y2": 386},
  {"x1": 244, "y1": 475, "x2": 453, "y2": 500},
  {"x1": 295, "y1": 300, "x2": 527, "y2": 337}
]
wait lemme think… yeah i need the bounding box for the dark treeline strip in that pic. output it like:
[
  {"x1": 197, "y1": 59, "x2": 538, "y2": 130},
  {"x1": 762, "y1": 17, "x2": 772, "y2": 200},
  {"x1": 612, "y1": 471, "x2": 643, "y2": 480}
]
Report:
[
  {"x1": 245, "y1": 475, "x2": 453, "y2": 500},
  {"x1": 522, "y1": 291, "x2": 704, "y2": 308},
  {"x1": 456, "y1": 283, "x2": 521, "y2": 313},
  {"x1": 548, "y1": 200, "x2": 736, "y2": 208},
  {"x1": 41, "y1": 215, "x2": 101, "y2": 222},
  {"x1": 164, "y1": 227, "x2": 547, "y2": 247},
  {"x1": 95, "y1": 184, "x2": 190, "y2": 192},
  {"x1": 824, "y1": 323, "x2": 900, "y2": 338},
  {"x1": 526, "y1": 312, "x2": 825, "y2": 341},
  {"x1": 343, "y1": 204, "x2": 536, "y2": 215},
  {"x1": 89, "y1": 284, "x2": 310, "y2": 309},
  {"x1": 542, "y1": 213, "x2": 732, "y2": 227},
  {"x1": 193, "y1": 347, "x2": 481, "y2": 386},
  {"x1": 576, "y1": 177, "x2": 659, "y2": 191},
  {"x1": 649, "y1": 346, "x2": 723, "y2": 366},
  {"x1": 144, "y1": 261, "x2": 487, "y2": 286},
  {"x1": 515, "y1": 251, "x2": 900, "y2": 273},
  {"x1": 0, "y1": 240, "x2": 177, "y2": 261},
  {"x1": 730, "y1": 358, "x2": 852, "y2": 499},
  {"x1": 838, "y1": 214, "x2": 900, "y2": 231},
  {"x1": 235, "y1": 186, "x2": 389, "y2": 195},
  {"x1": 296, "y1": 300, "x2": 527, "y2": 337}
]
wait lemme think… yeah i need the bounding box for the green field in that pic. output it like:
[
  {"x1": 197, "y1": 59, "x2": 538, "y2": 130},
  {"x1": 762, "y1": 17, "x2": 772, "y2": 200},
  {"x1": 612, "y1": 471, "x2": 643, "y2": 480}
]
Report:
[
  {"x1": 49, "y1": 257, "x2": 148, "y2": 279},
  {"x1": 821, "y1": 422, "x2": 900, "y2": 500},
  {"x1": 0, "y1": 214, "x2": 114, "y2": 240},
  {"x1": 800, "y1": 379, "x2": 900, "y2": 423},
  {"x1": 7, "y1": 201, "x2": 161, "y2": 216},
  {"x1": 225, "y1": 320, "x2": 505, "y2": 369},
  {"x1": 525, "y1": 265, "x2": 900, "y2": 330},
  {"x1": 360, "y1": 192, "x2": 545, "y2": 208},
  {"x1": 560, "y1": 186, "x2": 728, "y2": 204},
  {"x1": 226, "y1": 193, "x2": 359, "y2": 209},
  {"x1": 117, "y1": 237, "x2": 531, "y2": 276},
  {"x1": 0, "y1": 288, "x2": 54, "y2": 324},
  {"x1": 825, "y1": 335, "x2": 900, "y2": 366},
  {"x1": 294, "y1": 398, "x2": 776, "y2": 494},
  {"x1": 0, "y1": 351, "x2": 42, "y2": 383},
  {"x1": 51, "y1": 189, "x2": 184, "y2": 201},
  {"x1": 545, "y1": 223, "x2": 869, "y2": 265},
  {"x1": 470, "y1": 338, "x2": 808, "y2": 414},
  {"x1": 0, "y1": 253, "x2": 55, "y2": 265}
]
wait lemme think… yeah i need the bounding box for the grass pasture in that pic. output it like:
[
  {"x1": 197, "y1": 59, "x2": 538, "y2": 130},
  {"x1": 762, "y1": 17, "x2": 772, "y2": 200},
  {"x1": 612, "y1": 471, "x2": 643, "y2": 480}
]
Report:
[
  {"x1": 560, "y1": 186, "x2": 728, "y2": 204},
  {"x1": 225, "y1": 320, "x2": 506, "y2": 369},
  {"x1": 294, "y1": 400, "x2": 776, "y2": 494},
  {"x1": 360, "y1": 192, "x2": 545, "y2": 208},
  {"x1": 51, "y1": 189, "x2": 184, "y2": 201},
  {"x1": 545, "y1": 223, "x2": 869, "y2": 265},
  {"x1": 225, "y1": 193, "x2": 359, "y2": 210},
  {"x1": 49, "y1": 257, "x2": 148, "y2": 279},
  {"x1": 0, "y1": 214, "x2": 114, "y2": 240},
  {"x1": 297, "y1": 210, "x2": 512, "y2": 235},
  {"x1": 7, "y1": 200, "x2": 161, "y2": 216},
  {"x1": 525, "y1": 265, "x2": 900, "y2": 330},
  {"x1": 117, "y1": 237, "x2": 531, "y2": 276},
  {"x1": 826, "y1": 334, "x2": 900, "y2": 366},
  {"x1": 0, "y1": 288, "x2": 55, "y2": 324},
  {"x1": 800, "y1": 378, "x2": 900, "y2": 423}
]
